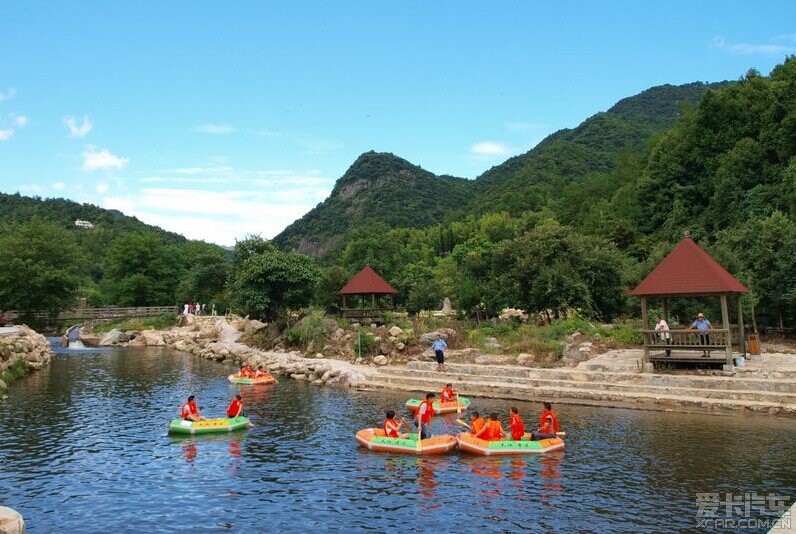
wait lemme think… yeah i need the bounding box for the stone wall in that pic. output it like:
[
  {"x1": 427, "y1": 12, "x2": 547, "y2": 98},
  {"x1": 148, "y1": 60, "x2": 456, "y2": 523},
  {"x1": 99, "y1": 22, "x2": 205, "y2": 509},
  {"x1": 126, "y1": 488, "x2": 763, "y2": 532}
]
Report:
[{"x1": 0, "y1": 326, "x2": 52, "y2": 397}]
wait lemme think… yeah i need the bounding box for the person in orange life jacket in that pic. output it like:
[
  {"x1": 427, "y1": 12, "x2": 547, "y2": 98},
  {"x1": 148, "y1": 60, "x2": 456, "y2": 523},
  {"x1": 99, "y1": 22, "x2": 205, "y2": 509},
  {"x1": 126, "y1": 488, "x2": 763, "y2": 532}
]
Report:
[
  {"x1": 181, "y1": 395, "x2": 203, "y2": 421},
  {"x1": 254, "y1": 365, "x2": 267, "y2": 378},
  {"x1": 476, "y1": 413, "x2": 505, "y2": 441},
  {"x1": 226, "y1": 395, "x2": 243, "y2": 418},
  {"x1": 238, "y1": 366, "x2": 249, "y2": 378},
  {"x1": 532, "y1": 402, "x2": 560, "y2": 440},
  {"x1": 509, "y1": 407, "x2": 525, "y2": 440},
  {"x1": 416, "y1": 392, "x2": 436, "y2": 439},
  {"x1": 440, "y1": 383, "x2": 456, "y2": 403},
  {"x1": 469, "y1": 411, "x2": 486, "y2": 436},
  {"x1": 383, "y1": 410, "x2": 404, "y2": 438}
]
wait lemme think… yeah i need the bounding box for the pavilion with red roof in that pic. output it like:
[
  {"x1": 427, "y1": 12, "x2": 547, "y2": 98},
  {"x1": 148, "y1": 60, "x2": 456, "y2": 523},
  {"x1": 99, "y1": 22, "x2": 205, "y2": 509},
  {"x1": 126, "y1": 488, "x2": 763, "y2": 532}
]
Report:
[
  {"x1": 339, "y1": 265, "x2": 397, "y2": 322},
  {"x1": 632, "y1": 235, "x2": 749, "y2": 369}
]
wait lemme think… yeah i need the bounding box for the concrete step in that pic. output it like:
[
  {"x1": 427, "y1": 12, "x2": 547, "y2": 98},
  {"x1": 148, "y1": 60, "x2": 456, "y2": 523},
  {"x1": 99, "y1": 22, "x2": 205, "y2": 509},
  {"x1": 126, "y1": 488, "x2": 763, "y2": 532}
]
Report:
[
  {"x1": 403, "y1": 361, "x2": 796, "y2": 394},
  {"x1": 373, "y1": 367, "x2": 796, "y2": 404},
  {"x1": 356, "y1": 373, "x2": 795, "y2": 416}
]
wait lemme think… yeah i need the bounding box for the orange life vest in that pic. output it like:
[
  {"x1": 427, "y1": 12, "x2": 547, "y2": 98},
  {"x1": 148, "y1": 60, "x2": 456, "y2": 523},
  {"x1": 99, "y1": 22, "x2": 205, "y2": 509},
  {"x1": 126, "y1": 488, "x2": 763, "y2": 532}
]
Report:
[
  {"x1": 181, "y1": 401, "x2": 198, "y2": 420},
  {"x1": 383, "y1": 418, "x2": 399, "y2": 438},
  {"x1": 418, "y1": 399, "x2": 435, "y2": 423},
  {"x1": 441, "y1": 387, "x2": 455, "y2": 403},
  {"x1": 226, "y1": 398, "x2": 242, "y2": 418},
  {"x1": 482, "y1": 420, "x2": 504, "y2": 441},
  {"x1": 509, "y1": 413, "x2": 525, "y2": 440},
  {"x1": 538, "y1": 409, "x2": 560, "y2": 434},
  {"x1": 470, "y1": 417, "x2": 486, "y2": 435}
]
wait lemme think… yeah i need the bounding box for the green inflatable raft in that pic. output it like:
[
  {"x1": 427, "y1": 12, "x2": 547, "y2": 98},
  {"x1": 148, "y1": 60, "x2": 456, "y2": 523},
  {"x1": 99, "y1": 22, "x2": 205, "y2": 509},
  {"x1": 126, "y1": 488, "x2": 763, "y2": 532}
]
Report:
[{"x1": 168, "y1": 416, "x2": 251, "y2": 435}]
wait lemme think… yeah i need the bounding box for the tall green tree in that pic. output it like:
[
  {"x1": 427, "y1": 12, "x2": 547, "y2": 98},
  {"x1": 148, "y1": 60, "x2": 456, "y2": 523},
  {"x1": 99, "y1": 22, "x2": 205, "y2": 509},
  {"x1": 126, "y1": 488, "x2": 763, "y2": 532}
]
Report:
[
  {"x1": 103, "y1": 233, "x2": 181, "y2": 306},
  {"x1": 0, "y1": 219, "x2": 84, "y2": 315},
  {"x1": 231, "y1": 248, "x2": 320, "y2": 320}
]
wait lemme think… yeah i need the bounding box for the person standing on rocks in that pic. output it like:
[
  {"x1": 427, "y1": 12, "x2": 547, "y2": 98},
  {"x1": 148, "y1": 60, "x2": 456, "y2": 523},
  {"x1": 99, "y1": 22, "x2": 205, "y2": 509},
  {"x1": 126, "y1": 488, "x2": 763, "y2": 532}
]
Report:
[{"x1": 431, "y1": 334, "x2": 447, "y2": 372}]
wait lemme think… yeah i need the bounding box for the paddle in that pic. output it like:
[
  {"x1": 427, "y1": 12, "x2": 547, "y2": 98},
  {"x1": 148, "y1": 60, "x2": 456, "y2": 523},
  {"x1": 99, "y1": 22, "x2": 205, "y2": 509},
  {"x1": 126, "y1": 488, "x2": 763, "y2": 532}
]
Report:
[
  {"x1": 416, "y1": 406, "x2": 423, "y2": 453},
  {"x1": 456, "y1": 418, "x2": 471, "y2": 429},
  {"x1": 455, "y1": 389, "x2": 461, "y2": 415}
]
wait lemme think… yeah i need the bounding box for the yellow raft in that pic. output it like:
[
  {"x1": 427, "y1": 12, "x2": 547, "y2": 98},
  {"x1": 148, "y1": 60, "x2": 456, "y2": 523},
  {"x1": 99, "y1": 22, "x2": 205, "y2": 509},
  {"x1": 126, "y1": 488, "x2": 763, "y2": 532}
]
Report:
[
  {"x1": 355, "y1": 428, "x2": 458, "y2": 455},
  {"x1": 457, "y1": 432, "x2": 564, "y2": 455}
]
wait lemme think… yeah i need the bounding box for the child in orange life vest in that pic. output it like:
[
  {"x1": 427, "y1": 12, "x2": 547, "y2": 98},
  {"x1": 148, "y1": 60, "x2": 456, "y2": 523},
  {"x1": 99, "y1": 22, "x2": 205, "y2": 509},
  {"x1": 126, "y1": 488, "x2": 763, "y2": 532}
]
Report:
[
  {"x1": 383, "y1": 410, "x2": 404, "y2": 438},
  {"x1": 416, "y1": 392, "x2": 436, "y2": 439},
  {"x1": 254, "y1": 365, "x2": 266, "y2": 378},
  {"x1": 509, "y1": 407, "x2": 525, "y2": 440},
  {"x1": 180, "y1": 395, "x2": 203, "y2": 421},
  {"x1": 476, "y1": 413, "x2": 506, "y2": 441},
  {"x1": 532, "y1": 402, "x2": 560, "y2": 440},
  {"x1": 440, "y1": 383, "x2": 456, "y2": 403},
  {"x1": 226, "y1": 394, "x2": 243, "y2": 418},
  {"x1": 469, "y1": 411, "x2": 486, "y2": 436}
]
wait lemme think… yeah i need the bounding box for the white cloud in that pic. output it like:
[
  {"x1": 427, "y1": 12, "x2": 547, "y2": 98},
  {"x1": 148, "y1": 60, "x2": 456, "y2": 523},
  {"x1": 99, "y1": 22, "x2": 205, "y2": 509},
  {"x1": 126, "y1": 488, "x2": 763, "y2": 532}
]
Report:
[
  {"x1": 52, "y1": 182, "x2": 66, "y2": 191},
  {"x1": 0, "y1": 128, "x2": 13, "y2": 141},
  {"x1": 711, "y1": 35, "x2": 796, "y2": 56},
  {"x1": 251, "y1": 129, "x2": 281, "y2": 138},
  {"x1": 82, "y1": 145, "x2": 130, "y2": 172},
  {"x1": 470, "y1": 141, "x2": 510, "y2": 156},
  {"x1": 101, "y1": 187, "x2": 318, "y2": 245},
  {"x1": 64, "y1": 115, "x2": 93, "y2": 138},
  {"x1": 13, "y1": 114, "x2": 28, "y2": 127},
  {"x1": 0, "y1": 88, "x2": 16, "y2": 102},
  {"x1": 196, "y1": 123, "x2": 235, "y2": 135},
  {"x1": 96, "y1": 182, "x2": 110, "y2": 193}
]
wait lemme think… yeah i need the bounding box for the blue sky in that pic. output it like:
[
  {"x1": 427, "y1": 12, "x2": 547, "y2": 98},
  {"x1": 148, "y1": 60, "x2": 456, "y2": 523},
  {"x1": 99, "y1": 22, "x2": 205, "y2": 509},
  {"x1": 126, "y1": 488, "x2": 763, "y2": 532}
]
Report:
[{"x1": 1, "y1": 1, "x2": 794, "y2": 245}]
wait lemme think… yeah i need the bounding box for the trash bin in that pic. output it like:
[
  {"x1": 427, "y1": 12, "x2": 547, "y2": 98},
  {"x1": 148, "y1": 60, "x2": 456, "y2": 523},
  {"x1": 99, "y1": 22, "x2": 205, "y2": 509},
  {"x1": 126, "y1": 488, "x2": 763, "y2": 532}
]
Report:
[{"x1": 747, "y1": 333, "x2": 761, "y2": 356}]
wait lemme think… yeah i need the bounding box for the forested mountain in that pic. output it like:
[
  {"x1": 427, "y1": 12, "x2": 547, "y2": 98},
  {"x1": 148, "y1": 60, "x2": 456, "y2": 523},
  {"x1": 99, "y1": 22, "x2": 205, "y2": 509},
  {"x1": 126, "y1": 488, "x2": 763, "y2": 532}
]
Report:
[
  {"x1": 272, "y1": 151, "x2": 474, "y2": 256},
  {"x1": 0, "y1": 193, "x2": 228, "y2": 312},
  {"x1": 274, "y1": 82, "x2": 724, "y2": 254}
]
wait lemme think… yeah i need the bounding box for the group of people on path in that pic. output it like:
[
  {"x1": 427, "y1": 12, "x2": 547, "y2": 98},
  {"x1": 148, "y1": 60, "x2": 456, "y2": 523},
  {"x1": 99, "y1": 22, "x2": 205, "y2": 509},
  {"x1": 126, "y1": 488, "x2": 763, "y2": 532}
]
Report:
[
  {"x1": 182, "y1": 302, "x2": 216, "y2": 316},
  {"x1": 382, "y1": 385, "x2": 560, "y2": 442},
  {"x1": 180, "y1": 394, "x2": 244, "y2": 421}
]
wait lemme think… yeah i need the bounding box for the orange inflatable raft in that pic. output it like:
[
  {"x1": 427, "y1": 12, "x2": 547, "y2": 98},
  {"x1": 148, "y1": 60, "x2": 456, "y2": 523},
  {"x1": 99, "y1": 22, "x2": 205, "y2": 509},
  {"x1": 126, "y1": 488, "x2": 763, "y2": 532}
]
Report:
[
  {"x1": 228, "y1": 373, "x2": 277, "y2": 385},
  {"x1": 457, "y1": 432, "x2": 564, "y2": 455},
  {"x1": 355, "y1": 428, "x2": 458, "y2": 455}
]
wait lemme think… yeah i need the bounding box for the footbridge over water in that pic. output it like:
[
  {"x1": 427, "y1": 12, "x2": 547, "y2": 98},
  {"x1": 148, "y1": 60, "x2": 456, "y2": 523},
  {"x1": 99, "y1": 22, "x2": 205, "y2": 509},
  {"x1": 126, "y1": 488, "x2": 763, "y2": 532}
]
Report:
[{"x1": 5, "y1": 306, "x2": 179, "y2": 323}]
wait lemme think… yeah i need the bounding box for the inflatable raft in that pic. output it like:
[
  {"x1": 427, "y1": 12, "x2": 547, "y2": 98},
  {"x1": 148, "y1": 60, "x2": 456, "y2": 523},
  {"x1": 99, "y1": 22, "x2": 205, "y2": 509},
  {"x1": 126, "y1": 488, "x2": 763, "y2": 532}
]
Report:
[
  {"x1": 228, "y1": 373, "x2": 277, "y2": 385},
  {"x1": 405, "y1": 396, "x2": 471, "y2": 414},
  {"x1": 355, "y1": 428, "x2": 458, "y2": 455},
  {"x1": 457, "y1": 432, "x2": 564, "y2": 455},
  {"x1": 168, "y1": 416, "x2": 251, "y2": 435}
]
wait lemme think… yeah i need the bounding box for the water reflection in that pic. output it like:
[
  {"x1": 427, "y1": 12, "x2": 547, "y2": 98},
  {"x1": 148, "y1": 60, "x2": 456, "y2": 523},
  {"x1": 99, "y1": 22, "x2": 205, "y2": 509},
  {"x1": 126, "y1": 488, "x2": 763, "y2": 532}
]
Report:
[{"x1": 0, "y1": 349, "x2": 794, "y2": 532}]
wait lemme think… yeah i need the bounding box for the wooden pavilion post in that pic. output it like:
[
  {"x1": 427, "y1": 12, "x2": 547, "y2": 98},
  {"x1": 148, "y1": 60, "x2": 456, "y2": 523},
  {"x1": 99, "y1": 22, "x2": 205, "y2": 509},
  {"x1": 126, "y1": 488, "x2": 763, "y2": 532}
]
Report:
[
  {"x1": 342, "y1": 294, "x2": 347, "y2": 310},
  {"x1": 641, "y1": 296, "x2": 649, "y2": 363},
  {"x1": 371, "y1": 293, "x2": 376, "y2": 310},
  {"x1": 720, "y1": 293, "x2": 733, "y2": 368},
  {"x1": 662, "y1": 298, "x2": 669, "y2": 323},
  {"x1": 737, "y1": 296, "x2": 746, "y2": 357}
]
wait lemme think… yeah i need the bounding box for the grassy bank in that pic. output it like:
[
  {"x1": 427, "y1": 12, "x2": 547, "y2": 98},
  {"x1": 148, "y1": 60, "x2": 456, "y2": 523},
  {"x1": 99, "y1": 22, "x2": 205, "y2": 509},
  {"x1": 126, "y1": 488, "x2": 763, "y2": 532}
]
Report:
[
  {"x1": 92, "y1": 313, "x2": 178, "y2": 334},
  {"x1": 0, "y1": 360, "x2": 29, "y2": 395}
]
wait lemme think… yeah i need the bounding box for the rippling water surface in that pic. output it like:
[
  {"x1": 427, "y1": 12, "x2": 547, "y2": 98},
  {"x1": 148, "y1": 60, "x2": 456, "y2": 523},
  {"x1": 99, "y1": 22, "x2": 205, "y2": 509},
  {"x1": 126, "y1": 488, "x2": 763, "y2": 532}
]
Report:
[{"x1": 0, "y1": 348, "x2": 793, "y2": 532}]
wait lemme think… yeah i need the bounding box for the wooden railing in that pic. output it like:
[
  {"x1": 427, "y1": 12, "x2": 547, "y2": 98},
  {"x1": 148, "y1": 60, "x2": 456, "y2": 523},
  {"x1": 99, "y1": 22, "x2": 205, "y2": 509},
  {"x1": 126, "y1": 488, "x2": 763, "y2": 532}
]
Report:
[
  {"x1": 342, "y1": 308, "x2": 393, "y2": 320},
  {"x1": 642, "y1": 329, "x2": 731, "y2": 349},
  {"x1": 5, "y1": 306, "x2": 179, "y2": 322}
]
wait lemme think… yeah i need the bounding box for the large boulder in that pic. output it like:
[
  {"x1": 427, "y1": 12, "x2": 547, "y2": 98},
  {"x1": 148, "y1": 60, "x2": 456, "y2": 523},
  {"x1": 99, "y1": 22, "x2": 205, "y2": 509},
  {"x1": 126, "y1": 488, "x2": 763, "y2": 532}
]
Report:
[
  {"x1": 99, "y1": 329, "x2": 125, "y2": 346},
  {"x1": 142, "y1": 332, "x2": 166, "y2": 346},
  {"x1": 517, "y1": 353, "x2": 536, "y2": 366},
  {"x1": 419, "y1": 329, "x2": 455, "y2": 342},
  {"x1": 388, "y1": 326, "x2": 403, "y2": 337},
  {"x1": 373, "y1": 355, "x2": 388, "y2": 366},
  {"x1": 0, "y1": 506, "x2": 24, "y2": 534},
  {"x1": 79, "y1": 332, "x2": 103, "y2": 347}
]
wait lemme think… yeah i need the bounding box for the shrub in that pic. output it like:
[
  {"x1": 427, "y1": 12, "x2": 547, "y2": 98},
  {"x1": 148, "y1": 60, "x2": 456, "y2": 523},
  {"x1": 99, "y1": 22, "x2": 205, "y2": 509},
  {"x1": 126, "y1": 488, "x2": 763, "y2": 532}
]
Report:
[
  {"x1": 283, "y1": 309, "x2": 336, "y2": 352},
  {"x1": 352, "y1": 328, "x2": 377, "y2": 358}
]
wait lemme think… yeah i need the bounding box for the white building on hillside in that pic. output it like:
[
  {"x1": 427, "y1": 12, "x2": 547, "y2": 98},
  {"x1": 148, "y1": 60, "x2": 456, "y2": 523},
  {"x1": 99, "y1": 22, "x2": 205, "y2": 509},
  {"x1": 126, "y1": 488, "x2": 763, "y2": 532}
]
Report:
[{"x1": 74, "y1": 219, "x2": 94, "y2": 229}]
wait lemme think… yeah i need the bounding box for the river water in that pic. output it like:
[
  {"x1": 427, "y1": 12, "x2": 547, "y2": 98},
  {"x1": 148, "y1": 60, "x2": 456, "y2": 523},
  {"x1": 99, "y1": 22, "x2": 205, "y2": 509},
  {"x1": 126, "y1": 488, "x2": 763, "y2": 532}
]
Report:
[{"x1": 0, "y1": 348, "x2": 793, "y2": 532}]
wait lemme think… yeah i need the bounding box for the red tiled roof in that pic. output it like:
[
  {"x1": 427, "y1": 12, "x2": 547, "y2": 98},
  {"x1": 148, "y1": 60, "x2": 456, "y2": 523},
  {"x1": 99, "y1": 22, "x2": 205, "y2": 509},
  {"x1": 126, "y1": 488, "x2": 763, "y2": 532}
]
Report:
[
  {"x1": 339, "y1": 265, "x2": 397, "y2": 295},
  {"x1": 632, "y1": 236, "x2": 749, "y2": 296}
]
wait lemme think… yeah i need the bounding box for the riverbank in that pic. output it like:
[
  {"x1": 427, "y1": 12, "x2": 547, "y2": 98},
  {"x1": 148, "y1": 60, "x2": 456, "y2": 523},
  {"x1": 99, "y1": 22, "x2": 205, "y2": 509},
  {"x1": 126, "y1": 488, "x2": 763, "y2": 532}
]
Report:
[
  {"x1": 90, "y1": 315, "x2": 796, "y2": 417},
  {"x1": 0, "y1": 325, "x2": 52, "y2": 398}
]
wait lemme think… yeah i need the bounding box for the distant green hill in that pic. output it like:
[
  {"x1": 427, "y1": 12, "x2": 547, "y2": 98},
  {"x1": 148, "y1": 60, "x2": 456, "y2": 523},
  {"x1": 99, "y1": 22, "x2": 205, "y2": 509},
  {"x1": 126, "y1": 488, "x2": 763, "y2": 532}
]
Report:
[
  {"x1": 274, "y1": 82, "x2": 726, "y2": 255},
  {"x1": 272, "y1": 151, "x2": 474, "y2": 255}
]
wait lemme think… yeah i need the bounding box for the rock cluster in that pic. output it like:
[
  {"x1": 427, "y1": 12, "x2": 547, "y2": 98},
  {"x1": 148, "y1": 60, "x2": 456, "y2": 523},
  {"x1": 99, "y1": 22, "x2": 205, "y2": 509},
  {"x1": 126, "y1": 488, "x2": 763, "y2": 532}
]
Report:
[
  {"x1": 0, "y1": 506, "x2": 24, "y2": 534},
  {"x1": 0, "y1": 325, "x2": 52, "y2": 394}
]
